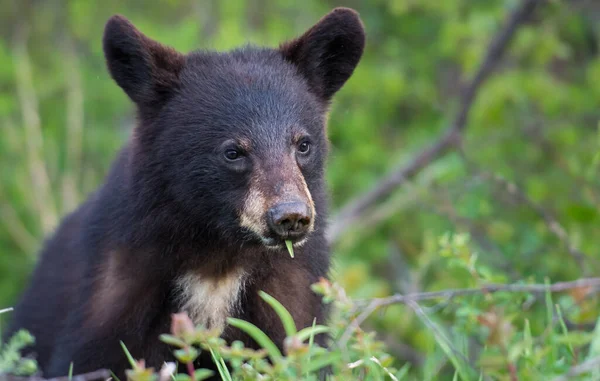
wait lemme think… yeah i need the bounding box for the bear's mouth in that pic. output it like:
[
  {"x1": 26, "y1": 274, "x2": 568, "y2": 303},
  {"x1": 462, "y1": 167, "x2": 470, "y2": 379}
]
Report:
[
  {"x1": 258, "y1": 234, "x2": 309, "y2": 251},
  {"x1": 239, "y1": 225, "x2": 311, "y2": 251}
]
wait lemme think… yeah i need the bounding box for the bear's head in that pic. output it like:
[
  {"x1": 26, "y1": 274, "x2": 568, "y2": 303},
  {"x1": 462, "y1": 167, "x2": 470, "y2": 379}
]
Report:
[{"x1": 103, "y1": 9, "x2": 365, "y2": 250}]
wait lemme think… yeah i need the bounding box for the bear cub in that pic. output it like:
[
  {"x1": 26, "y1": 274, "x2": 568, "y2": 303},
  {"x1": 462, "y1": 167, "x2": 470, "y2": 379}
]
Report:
[{"x1": 6, "y1": 7, "x2": 365, "y2": 379}]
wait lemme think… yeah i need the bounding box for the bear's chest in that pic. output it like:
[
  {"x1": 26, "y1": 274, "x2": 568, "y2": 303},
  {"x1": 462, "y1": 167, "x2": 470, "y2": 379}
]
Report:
[{"x1": 175, "y1": 268, "x2": 247, "y2": 332}]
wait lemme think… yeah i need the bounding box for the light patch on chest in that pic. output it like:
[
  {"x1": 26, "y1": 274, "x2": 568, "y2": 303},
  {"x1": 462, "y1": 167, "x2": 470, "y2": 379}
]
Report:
[{"x1": 175, "y1": 269, "x2": 247, "y2": 332}]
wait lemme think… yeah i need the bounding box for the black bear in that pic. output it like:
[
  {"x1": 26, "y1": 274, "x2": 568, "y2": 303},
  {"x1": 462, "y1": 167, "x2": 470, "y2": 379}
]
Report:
[{"x1": 6, "y1": 7, "x2": 365, "y2": 379}]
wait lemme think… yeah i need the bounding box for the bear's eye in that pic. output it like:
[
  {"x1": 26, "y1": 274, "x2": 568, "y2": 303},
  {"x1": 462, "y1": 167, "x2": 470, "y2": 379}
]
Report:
[
  {"x1": 297, "y1": 141, "x2": 311, "y2": 155},
  {"x1": 224, "y1": 149, "x2": 241, "y2": 161}
]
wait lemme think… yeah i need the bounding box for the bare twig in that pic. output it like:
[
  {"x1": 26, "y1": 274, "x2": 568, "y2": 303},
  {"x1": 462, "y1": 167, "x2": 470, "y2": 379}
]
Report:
[
  {"x1": 550, "y1": 355, "x2": 600, "y2": 381},
  {"x1": 338, "y1": 299, "x2": 380, "y2": 348},
  {"x1": 339, "y1": 278, "x2": 600, "y2": 349},
  {"x1": 361, "y1": 277, "x2": 600, "y2": 308},
  {"x1": 327, "y1": 0, "x2": 543, "y2": 243}
]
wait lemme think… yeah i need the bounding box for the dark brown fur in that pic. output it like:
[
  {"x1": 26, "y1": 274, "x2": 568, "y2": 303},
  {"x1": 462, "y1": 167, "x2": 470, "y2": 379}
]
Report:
[{"x1": 6, "y1": 8, "x2": 365, "y2": 379}]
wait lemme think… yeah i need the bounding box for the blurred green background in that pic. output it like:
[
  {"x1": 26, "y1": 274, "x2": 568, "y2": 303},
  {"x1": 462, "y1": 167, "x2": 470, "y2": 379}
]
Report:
[{"x1": 1, "y1": 0, "x2": 599, "y2": 375}]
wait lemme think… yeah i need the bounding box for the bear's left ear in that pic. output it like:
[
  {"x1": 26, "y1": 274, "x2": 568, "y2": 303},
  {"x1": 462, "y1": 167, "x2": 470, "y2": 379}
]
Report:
[
  {"x1": 103, "y1": 15, "x2": 185, "y2": 113},
  {"x1": 280, "y1": 8, "x2": 365, "y2": 102}
]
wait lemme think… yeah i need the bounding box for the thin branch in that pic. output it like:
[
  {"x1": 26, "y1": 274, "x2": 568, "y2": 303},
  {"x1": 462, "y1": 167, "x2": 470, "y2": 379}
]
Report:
[
  {"x1": 339, "y1": 278, "x2": 600, "y2": 350},
  {"x1": 337, "y1": 299, "x2": 380, "y2": 348},
  {"x1": 327, "y1": 0, "x2": 544, "y2": 243},
  {"x1": 360, "y1": 277, "x2": 600, "y2": 308}
]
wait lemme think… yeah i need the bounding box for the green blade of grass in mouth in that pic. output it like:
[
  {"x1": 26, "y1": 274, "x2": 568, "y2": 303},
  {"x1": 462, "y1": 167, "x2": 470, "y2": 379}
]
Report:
[{"x1": 285, "y1": 240, "x2": 294, "y2": 258}]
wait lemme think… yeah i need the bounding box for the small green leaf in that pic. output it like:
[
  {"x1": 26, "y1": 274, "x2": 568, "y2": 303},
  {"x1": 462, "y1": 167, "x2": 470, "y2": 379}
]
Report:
[
  {"x1": 68, "y1": 362, "x2": 74, "y2": 381},
  {"x1": 304, "y1": 353, "x2": 342, "y2": 373},
  {"x1": 174, "y1": 374, "x2": 191, "y2": 381},
  {"x1": 227, "y1": 318, "x2": 282, "y2": 361},
  {"x1": 285, "y1": 240, "x2": 294, "y2": 258},
  {"x1": 193, "y1": 369, "x2": 215, "y2": 381},
  {"x1": 259, "y1": 291, "x2": 297, "y2": 337},
  {"x1": 159, "y1": 334, "x2": 187, "y2": 348},
  {"x1": 174, "y1": 347, "x2": 199, "y2": 364}
]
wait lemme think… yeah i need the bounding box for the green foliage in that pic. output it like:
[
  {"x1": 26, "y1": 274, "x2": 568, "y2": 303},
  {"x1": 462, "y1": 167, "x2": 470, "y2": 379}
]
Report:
[
  {"x1": 129, "y1": 266, "x2": 600, "y2": 380},
  {"x1": 0, "y1": 327, "x2": 38, "y2": 376},
  {"x1": 1, "y1": 0, "x2": 600, "y2": 380},
  {"x1": 134, "y1": 286, "x2": 403, "y2": 381}
]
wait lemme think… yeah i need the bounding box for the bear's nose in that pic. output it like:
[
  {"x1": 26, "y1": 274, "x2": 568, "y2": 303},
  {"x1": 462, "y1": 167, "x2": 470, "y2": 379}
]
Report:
[{"x1": 267, "y1": 202, "x2": 312, "y2": 240}]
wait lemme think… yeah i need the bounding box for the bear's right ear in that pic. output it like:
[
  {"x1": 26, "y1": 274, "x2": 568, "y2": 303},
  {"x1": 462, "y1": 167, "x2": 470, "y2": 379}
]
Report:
[
  {"x1": 103, "y1": 15, "x2": 184, "y2": 111},
  {"x1": 280, "y1": 8, "x2": 365, "y2": 102}
]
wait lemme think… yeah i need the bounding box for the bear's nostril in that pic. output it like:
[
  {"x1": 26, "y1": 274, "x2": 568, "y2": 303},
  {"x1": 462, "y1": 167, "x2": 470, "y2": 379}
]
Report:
[
  {"x1": 297, "y1": 217, "x2": 309, "y2": 229},
  {"x1": 267, "y1": 202, "x2": 312, "y2": 239},
  {"x1": 279, "y1": 218, "x2": 294, "y2": 230}
]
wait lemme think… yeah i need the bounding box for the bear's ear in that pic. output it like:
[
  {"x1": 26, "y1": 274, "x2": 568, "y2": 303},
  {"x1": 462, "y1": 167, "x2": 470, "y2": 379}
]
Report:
[
  {"x1": 280, "y1": 8, "x2": 365, "y2": 102},
  {"x1": 103, "y1": 15, "x2": 185, "y2": 110}
]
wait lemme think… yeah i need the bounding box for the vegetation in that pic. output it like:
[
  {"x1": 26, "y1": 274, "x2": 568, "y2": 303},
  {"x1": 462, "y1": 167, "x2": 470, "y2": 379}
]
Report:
[{"x1": 1, "y1": 0, "x2": 599, "y2": 379}]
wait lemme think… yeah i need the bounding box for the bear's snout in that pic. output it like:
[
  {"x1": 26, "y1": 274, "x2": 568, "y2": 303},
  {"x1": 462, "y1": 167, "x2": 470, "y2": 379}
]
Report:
[{"x1": 267, "y1": 201, "x2": 312, "y2": 240}]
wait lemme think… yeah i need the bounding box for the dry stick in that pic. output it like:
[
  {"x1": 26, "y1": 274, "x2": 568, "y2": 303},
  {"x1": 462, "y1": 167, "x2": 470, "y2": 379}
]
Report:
[
  {"x1": 362, "y1": 277, "x2": 600, "y2": 308},
  {"x1": 338, "y1": 300, "x2": 380, "y2": 348},
  {"x1": 327, "y1": 0, "x2": 544, "y2": 243},
  {"x1": 340, "y1": 277, "x2": 600, "y2": 350}
]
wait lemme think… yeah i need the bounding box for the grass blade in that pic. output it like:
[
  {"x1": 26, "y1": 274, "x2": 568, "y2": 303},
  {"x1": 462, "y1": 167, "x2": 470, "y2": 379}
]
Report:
[
  {"x1": 227, "y1": 318, "x2": 282, "y2": 361},
  {"x1": 305, "y1": 353, "x2": 342, "y2": 373},
  {"x1": 109, "y1": 370, "x2": 121, "y2": 381},
  {"x1": 120, "y1": 341, "x2": 137, "y2": 369},
  {"x1": 406, "y1": 300, "x2": 475, "y2": 381},
  {"x1": 304, "y1": 318, "x2": 317, "y2": 378},
  {"x1": 297, "y1": 325, "x2": 330, "y2": 343},
  {"x1": 209, "y1": 348, "x2": 232, "y2": 381},
  {"x1": 285, "y1": 240, "x2": 294, "y2": 258},
  {"x1": 555, "y1": 304, "x2": 575, "y2": 359},
  {"x1": 259, "y1": 291, "x2": 297, "y2": 336}
]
